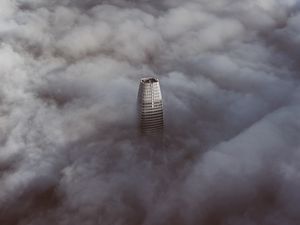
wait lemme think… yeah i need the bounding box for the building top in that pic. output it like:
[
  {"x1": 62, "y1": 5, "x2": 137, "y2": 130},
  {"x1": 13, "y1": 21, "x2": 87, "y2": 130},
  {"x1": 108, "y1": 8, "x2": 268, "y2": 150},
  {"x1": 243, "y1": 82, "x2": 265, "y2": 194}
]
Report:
[{"x1": 141, "y1": 77, "x2": 159, "y2": 84}]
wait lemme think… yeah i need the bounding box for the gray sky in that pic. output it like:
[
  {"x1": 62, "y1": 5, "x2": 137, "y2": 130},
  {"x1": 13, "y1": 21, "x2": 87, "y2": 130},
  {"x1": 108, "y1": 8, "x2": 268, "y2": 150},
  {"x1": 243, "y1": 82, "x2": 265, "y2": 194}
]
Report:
[{"x1": 0, "y1": 0, "x2": 300, "y2": 224}]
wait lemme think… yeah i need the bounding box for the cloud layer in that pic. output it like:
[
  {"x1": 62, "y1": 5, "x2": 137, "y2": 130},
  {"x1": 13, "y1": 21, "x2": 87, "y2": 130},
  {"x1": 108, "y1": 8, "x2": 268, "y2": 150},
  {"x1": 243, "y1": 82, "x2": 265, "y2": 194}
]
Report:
[{"x1": 0, "y1": 0, "x2": 300, "y2": 224}]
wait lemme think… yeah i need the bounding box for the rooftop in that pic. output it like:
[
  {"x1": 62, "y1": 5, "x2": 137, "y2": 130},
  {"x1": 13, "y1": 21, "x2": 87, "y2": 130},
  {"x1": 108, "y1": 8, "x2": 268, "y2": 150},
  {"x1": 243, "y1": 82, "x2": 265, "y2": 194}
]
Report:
[{"x1": 141, "y1": 77, "x2": 159, "y2": 84}]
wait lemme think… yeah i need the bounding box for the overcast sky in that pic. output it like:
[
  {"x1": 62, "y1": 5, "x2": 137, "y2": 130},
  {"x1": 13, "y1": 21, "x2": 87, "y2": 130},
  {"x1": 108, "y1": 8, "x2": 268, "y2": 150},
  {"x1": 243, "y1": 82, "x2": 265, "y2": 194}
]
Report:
[{"x1": 0, "y1": 0, "x2": 300, "y2": 224}]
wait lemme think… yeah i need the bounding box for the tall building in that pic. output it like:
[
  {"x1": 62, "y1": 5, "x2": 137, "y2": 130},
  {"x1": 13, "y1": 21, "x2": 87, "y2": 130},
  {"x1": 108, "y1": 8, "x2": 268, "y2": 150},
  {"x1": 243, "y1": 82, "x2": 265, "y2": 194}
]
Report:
[{"x1": 137, "y1": 77, "x2": 164, "y2": 135}]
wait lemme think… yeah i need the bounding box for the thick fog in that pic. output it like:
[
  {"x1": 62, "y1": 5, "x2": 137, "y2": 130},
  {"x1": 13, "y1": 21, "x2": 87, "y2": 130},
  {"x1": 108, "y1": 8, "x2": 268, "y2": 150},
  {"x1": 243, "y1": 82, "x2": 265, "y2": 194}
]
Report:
[{"x1": 1, "y1": 0, "x2": 300, "y2": 224}]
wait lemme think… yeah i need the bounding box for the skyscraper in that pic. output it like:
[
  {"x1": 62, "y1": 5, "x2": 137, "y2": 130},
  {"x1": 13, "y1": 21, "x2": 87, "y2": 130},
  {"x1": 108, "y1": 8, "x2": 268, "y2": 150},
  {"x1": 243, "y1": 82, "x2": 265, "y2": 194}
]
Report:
[{"x1": 137, "y1": 77, "x2": 164, "y2": 135}]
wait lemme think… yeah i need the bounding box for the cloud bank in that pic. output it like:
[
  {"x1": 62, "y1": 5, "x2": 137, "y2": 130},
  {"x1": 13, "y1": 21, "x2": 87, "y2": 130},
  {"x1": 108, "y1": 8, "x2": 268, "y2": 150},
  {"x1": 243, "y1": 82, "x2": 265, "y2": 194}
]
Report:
[{"x1": 0, "y1": 0, "x2": 300, "y2": 224}]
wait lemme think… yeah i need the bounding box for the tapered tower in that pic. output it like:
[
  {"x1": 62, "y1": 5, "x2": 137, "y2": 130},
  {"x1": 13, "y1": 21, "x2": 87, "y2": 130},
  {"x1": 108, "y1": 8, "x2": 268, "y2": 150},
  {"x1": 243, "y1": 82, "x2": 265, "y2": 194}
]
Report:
[{"x1": 137, "y1": 77, "x2": 164, "y2": 135}]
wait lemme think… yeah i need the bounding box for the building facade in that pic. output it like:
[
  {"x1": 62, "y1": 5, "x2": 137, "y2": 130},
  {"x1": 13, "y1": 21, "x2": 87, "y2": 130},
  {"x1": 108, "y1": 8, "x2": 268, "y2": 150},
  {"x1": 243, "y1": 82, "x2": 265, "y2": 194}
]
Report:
[{"x1": 137, "y1": 78, "x2": 164, "y2": 135}]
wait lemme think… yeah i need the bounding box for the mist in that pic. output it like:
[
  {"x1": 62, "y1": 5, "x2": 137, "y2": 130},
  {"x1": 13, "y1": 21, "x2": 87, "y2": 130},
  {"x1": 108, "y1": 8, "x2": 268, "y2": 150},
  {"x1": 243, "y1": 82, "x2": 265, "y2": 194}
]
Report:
[{"x1": 0, "y1": 0, "x2": 300, "y2": 224}]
